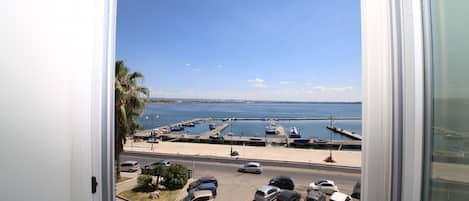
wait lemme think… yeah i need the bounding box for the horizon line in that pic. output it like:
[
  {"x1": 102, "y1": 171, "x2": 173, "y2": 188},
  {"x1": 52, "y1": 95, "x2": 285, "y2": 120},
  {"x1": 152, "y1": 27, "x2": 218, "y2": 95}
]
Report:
[{"x1": 147, "y1": 97, "x2": 362, "y2": 103}]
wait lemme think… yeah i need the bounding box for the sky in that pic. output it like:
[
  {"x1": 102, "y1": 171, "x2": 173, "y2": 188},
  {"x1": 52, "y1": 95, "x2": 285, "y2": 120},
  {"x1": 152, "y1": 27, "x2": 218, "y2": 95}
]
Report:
[{"x1": 116, "y1": 0, "x2": 361, "y2": 102}]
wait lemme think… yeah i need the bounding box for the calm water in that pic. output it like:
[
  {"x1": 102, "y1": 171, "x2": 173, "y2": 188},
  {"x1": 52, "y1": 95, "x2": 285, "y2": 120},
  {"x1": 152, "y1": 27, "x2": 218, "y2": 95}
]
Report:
[{"x1": 139, "y1": 103, "x2": 362, "y2": 140}]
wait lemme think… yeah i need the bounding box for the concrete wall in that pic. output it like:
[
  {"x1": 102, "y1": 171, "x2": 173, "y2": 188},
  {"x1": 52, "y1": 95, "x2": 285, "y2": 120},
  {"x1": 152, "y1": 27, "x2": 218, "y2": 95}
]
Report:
[{"x1": 0, "y1": 0, "x2": 112, "y2": 200}]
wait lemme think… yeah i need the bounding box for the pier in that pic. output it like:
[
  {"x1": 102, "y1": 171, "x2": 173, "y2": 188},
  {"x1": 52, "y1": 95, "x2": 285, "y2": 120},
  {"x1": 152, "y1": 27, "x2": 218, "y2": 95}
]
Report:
[
  {"x1": 326, "y1": 126, "x2": 362, "y2": 140},
  {"x1": 200, "y1": 124, "x2": 229, "y2": 138}
]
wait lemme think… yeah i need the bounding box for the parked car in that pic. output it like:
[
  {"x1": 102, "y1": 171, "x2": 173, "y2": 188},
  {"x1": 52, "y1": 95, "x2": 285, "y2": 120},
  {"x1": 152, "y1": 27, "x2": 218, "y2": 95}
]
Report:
[
  {"x1": 141, "y1": 160, "x2": 172, "y2": 173},
  {"x1": 276, "y1": 190, "x2": 301, "y2": 201},
  {"x1": 189, "y1": 183, "x2": 217, "y2": 197},
  {"x1": 187, "y1": 176, "x2": 218, "y2": 192},
  {"x1": 269, "y1": 176, "x2": 295, "y2": 190},
  {"x1": 190, "y1": 190, "x2": 214, "y2": 201},
  {"x1": 351, "y1": 181, "x2": 360, "y2": 199},
  {"x1": 253, "y1": 185, "x2": 281, "y2": 201},
  {"x1": 120, "y1": 161, "x2": 139, "y2": 172},
  {"x1": 151, "y1": 160, "x2": 171, "y2": 167},
  {"x1": 329, "y1": 192, "x2": 352, "y2": 201},
  {"x1": 305, "y1": 190, "x2": 326, "y2": 201},
  {"x1": 239, "y1": 162, "x2": 263, "y2": 174},
  {"x1": 307, "y1": 180, "x2": 338, "y2": 194}
]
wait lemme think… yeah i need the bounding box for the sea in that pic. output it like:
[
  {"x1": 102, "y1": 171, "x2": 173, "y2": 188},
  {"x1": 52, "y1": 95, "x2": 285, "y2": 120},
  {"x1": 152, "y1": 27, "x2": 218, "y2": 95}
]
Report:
[{"x1": 138, "y1": 103, "x2": 362, "y2": 140}]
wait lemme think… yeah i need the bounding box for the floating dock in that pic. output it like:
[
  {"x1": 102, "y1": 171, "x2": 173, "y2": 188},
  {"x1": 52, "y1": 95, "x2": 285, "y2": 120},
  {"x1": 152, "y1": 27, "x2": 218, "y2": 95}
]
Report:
[
  {"x1": 326, "y1": 126, "x2": 362, "y2": 140},
  {"x1": 200, "y1": 124, "x2": 229, "y2": 138},
  {"x1": 215, "y1": 117, "x2": 361, "y2": 121}
]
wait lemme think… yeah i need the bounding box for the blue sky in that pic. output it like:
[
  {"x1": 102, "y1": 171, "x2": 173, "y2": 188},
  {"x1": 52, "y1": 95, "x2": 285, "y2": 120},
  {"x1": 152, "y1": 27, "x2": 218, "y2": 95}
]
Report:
[{"x1": 116, "y1": 0, "x2": 361, "y2": 101}]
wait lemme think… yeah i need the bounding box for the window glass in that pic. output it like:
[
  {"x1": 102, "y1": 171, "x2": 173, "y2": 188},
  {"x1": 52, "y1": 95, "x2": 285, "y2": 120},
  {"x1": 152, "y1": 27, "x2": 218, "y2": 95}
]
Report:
[
  {"x1": 427, "y1": 0, "x2": 469, "y2": 200},
  {"x1": 256, "y1": 191, "x2": 265, "y2": 196},
  {"x1": 194, "y1": 197, "x2": 210, "y2": 201}
]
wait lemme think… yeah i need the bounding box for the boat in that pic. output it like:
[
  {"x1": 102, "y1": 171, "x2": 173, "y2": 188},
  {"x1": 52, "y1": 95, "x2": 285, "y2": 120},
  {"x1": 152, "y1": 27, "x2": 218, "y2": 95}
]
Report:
[
  {"x1": 209, "y1": 124, "x2": 217, "y2": 130},
  {"x1": 185, "y1": 122, "x2": 195, "y2": 127},
  {"x1": 265, "y1": 123, "x2": 279, "y2": 135},
  {"x1": 289, "y1": 127, "x2": 301, "y2": 138},
  {"x1": 170, "y1": 125, "x2": 184, "y2": 131}
]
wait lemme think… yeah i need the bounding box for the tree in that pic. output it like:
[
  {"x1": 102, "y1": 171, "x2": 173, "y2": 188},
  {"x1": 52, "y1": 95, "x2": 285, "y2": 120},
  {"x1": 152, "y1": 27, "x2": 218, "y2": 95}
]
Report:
[
  {"x1": 115, "y1": 60, "x2": 149, "y2": 179},
  {"x1": 152, "y1": 165, "x2": 168, "y2": 190},
  {"x1": 161, "y1": 164, "x2": 190, "y2": 190},
  {"x1": 134, "y1": 175, "x2": 154, "y2": 192}
]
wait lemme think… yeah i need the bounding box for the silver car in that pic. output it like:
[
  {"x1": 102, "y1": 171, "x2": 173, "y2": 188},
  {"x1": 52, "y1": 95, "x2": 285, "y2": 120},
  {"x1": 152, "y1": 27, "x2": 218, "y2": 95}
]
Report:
[
  {"x1": 238, "y1": 162, "x2": 263, "y2": 174},
  {"x1": 254, "y1": 185, "x2": 280, "y2": 201},
  {"x1": 120, "y1": 161, "x2": 140, "y2": 172}
]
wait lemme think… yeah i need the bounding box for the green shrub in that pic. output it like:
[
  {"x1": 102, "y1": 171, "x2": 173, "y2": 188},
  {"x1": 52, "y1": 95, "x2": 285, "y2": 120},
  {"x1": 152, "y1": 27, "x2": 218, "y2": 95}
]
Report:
[
  {"x1": 161, "y1": 164, "x2": 190, "y2": 190},
  {"x1": 134, "y1": 175, "x2": 154, "y2": 192},
  {"x1": 152, "y1": 165, "x2": 168, "y2": 176}
]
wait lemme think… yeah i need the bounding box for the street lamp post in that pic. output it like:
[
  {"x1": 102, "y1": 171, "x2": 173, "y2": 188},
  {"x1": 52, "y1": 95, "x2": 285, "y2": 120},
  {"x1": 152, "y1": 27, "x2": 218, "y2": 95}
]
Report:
[{"x1": 325, "y1": 114, "x2": 336, "y2": 163}]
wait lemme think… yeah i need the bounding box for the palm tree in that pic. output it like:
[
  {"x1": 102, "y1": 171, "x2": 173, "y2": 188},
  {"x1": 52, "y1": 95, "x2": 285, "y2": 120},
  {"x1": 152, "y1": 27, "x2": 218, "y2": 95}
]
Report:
[{"x1": 115, "y1": 60, "x2": 149, "y2": 179}]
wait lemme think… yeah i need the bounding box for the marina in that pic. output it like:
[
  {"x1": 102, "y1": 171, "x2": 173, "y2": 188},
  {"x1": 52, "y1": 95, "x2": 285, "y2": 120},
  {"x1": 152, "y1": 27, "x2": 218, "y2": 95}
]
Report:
[{"x1": 135, "y1": 117, "x2": 362, "y2": 150}]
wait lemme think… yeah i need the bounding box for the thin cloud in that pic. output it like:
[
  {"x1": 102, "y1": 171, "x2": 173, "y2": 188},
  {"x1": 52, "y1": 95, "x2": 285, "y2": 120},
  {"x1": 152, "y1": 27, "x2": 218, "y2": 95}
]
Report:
[
  {"x1": 310, "y1": 86, "x2": 353, "y2": 93},
  {"x1": 248, "y1": 78, "x2": 266, "y2": 88},
  {"x1": 185, "y1": 63, "x2": 191, "y2": 66},
  {"x1": 279, "y1": 81, "x2": 295, "y2": 85}
]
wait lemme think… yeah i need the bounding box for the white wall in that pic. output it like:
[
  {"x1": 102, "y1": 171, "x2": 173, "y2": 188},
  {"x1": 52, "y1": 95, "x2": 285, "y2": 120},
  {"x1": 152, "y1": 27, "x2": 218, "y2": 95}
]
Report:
[{"x1": 0, "y1": 0, "x2": 111, "y2": 200}]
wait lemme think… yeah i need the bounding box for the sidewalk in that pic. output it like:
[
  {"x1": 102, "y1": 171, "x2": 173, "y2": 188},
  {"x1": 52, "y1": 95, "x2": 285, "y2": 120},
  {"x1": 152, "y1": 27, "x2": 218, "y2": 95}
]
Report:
[{"x1": 124, "y1": 141, "x2": 361, "y2": 168}]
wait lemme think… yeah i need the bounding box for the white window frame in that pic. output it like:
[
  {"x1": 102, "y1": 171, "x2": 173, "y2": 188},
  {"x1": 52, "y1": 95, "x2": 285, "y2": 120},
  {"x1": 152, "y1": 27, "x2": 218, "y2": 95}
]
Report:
[
  {"x1": 361, "y1": 0, "x2": 426, "y2": 201},
  {"x1": 97, "y1": 0, "x2": 428, "y2": 200},
  {"x1": 98, "y1": 0, "x2": 117, "y2": 200}
]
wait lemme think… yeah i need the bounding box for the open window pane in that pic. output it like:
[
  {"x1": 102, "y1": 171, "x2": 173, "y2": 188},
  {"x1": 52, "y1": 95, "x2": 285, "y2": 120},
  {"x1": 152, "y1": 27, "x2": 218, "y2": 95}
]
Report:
[{"x1": 115, "y1": 1, "x2": 361, "y2": 200}]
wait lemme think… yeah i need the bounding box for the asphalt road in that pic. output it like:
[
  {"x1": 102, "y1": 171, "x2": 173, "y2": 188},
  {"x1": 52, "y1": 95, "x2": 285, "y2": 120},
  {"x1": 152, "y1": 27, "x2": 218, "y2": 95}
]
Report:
[{"x1": 121, "y1": 153, "x2": 361, "y2": 201}]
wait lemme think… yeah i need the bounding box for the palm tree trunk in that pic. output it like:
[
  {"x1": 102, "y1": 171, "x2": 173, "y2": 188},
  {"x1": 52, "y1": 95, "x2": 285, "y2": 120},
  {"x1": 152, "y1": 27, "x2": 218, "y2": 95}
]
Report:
[{"x1": 115, "y1": 111, "x2": 122, "y2": 180}]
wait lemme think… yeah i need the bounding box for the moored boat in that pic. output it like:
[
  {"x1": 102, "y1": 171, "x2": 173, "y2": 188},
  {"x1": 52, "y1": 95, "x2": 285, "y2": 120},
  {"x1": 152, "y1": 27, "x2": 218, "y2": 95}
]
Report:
[
  {"x1": 170, "y1": 125, "x2": 184, "y2": 131},
  {"x1": 289, "y1": 127, "x2": 301, "y2": 138},
  {"x1": 209, "y1": 123, "x2": 217, "y2": 130},
  {"x1": 265, "y1": 122, "x2": 279, "y2": 135}
]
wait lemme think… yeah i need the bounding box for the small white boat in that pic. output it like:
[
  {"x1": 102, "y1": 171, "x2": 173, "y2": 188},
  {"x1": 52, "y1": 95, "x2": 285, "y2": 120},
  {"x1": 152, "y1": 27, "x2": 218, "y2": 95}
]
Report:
[
  {"x1": 265, "y1": 123, "x2": 279, "y2": 135},
  {"x1": 289, "y1": 127, "x2": 301, "y2": 138}
]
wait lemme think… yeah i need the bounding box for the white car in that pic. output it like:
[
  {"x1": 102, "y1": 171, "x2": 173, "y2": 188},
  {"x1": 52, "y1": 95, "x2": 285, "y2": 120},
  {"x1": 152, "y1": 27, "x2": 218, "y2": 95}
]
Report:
[
  {"x1": 238, "y1": 162, "x2": 263, "y2": 174},
  {"x1": 330, "y1": 192, "x2": 352, "y2": 201},
  {"x1": 190, "y1": 190, "x2": 214, "y2": 201},
  {"x1": 120, "y1": 161, "x2": 140, "y2": 172},
  {"x1": 307, "y1": 180, "x2": 338, "y2": 194},
  {"x1": 254, "y1": 185, "x2": 280, "y2": 201}
]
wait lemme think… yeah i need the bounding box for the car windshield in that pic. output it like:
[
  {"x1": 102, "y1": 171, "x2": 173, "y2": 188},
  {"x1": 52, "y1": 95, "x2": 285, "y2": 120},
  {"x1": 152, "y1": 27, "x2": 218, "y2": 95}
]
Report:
[
  {"x1": 314, "y1": 180, "x2": 327, "y2": 185},
  {"x1": 255, "y1": 191, "x2": 265, "y2": 197},
  {"x1": 193, "y1": 196, "x2": 211, "y2": 201}
]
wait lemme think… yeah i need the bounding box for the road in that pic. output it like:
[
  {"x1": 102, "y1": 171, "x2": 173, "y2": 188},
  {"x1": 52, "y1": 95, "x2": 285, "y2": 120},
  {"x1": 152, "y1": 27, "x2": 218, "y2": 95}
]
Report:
[{"x1": 121, "y1": 153, "x2": 360, "y2": 201}]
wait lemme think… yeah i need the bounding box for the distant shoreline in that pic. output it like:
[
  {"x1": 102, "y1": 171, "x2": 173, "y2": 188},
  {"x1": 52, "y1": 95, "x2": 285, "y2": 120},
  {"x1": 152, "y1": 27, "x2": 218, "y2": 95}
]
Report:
[{"x1": 146, "y1": 98, "x2": 361, "y2": 105}]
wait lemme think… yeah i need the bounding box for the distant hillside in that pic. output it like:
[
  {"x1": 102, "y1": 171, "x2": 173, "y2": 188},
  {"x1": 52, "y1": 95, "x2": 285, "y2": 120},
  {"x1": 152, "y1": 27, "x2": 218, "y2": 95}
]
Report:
[{"x1": 146, "y1": 97, "x2": 361, "y2": 104}]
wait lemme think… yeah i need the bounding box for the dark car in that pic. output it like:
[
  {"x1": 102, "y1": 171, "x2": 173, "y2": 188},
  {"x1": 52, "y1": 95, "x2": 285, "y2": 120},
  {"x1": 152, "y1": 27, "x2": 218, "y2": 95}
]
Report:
[
  {"x1": 268, "y1": 176, "x2": 295, "y2": 190},
  {"x1": 351, "y1": 181, "x2": 361, "y2": 199},
  {"x1": 187, "y1": 176, "x2": 218, "y2": 192},
  {"x1": 276, "y1": 190, "x2": 301, "y2": 201},
  {"x1": 305, "y1": 190, "x2": 326, "y2": 201}
]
